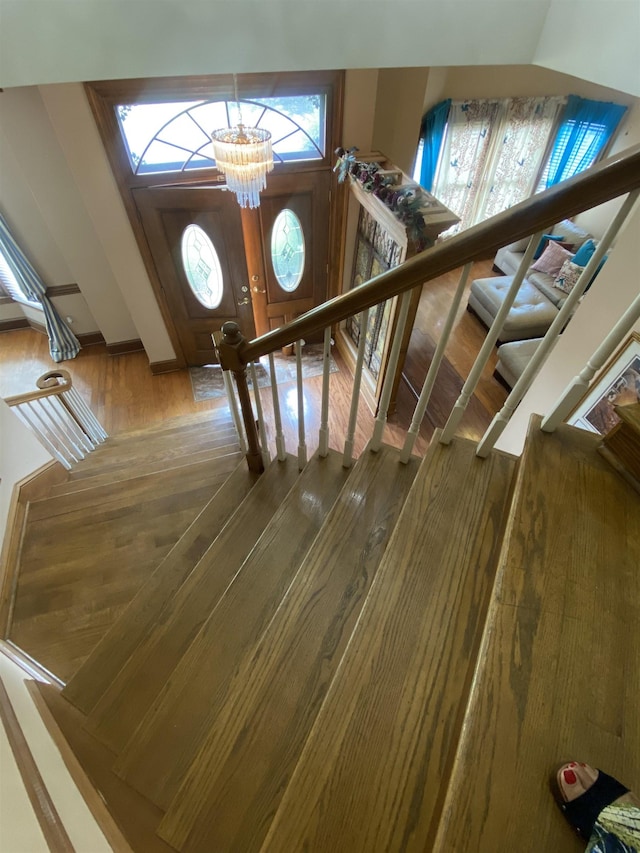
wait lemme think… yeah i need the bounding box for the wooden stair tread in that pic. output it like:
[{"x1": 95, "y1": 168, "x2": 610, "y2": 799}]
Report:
[
  {"x1": 260, "y1": 437, "x2": 516, "y2": 852},
  {"x1": 112, "y1": 449, "x2": 351, "y2": 808},
  {"x1": 34, "y1": 682, "x2": 174, "y2": 853},
  {"x1": 431, "y1": 418, "x2": 640, "y2": 852},
  {"x1": 105, "y1": 409, "x2": 235, "y2": 441},
  {"x1": 61, "y1": 459, "x2": 260, "y2": 714},
  {"x1": 157, "y1": 444, "x2": 420, "y2": 853},
  {"x1": 67, "y1": 425, "x2": 238, "y2": 479},
  {"x1": 51, "y1": 443, "x2": 241, "y2": 495},
  {"x1": 27, "y1": 452, "x2": 241, "y2": 521},
  {"x1": 13, "y1": 473, "x2": 238, "y2": 682},
  {"x1": 82, "y1": 455, "x2": 301, "y2": 751}
]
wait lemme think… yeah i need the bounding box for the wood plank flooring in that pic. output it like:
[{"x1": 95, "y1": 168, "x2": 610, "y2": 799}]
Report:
[{"x1": 0, "y1": 259, "x2": 506, "y2": 460}]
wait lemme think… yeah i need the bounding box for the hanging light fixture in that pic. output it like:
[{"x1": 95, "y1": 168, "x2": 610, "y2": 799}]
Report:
[{"x1": 210, "y1": 74, "x2": 274, "y2": 209}]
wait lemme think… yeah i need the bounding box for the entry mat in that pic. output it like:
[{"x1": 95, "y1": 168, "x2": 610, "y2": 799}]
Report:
[{"x1": 189, "y1": 344, "x2": 339, "y2": 402}]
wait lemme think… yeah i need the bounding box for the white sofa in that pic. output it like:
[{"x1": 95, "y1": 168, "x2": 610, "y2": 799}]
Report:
[{"x1": 467, "y1": 219, "x2": 596, "y2": 342}]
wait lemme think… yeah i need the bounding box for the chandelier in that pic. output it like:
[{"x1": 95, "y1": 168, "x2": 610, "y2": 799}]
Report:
[{"x1": 210, "y1": 75, "x2": 274, "y2": 209}]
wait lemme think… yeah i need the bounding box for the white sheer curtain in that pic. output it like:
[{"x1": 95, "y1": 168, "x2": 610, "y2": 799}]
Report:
[{"x1": 434, "y1": 97, "x2": 563, "y2": 236}]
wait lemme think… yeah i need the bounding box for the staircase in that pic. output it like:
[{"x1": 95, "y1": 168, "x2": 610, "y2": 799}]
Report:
[
  {"x1": 8, "y1": 409, "x2": 252, "y2": 682},
  {"x1": 21, "y1": 413, "x2": 639, "y2": 853}
]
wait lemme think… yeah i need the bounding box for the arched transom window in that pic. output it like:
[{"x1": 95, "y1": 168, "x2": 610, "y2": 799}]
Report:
[{"x1": 116, "y1": 95, "x2": 326, "y2": 175}]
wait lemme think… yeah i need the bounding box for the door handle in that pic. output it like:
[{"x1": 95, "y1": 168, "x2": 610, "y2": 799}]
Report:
[
  {"x1": 238, "y1": 297, "x2": 251, "y2": 306},
  {"x1": 252, "y1": 286, "x2": 266, "y2": 294}
]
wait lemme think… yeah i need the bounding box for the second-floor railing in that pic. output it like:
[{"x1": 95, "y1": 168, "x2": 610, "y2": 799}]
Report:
[
  {"x1": 216, "y1": 144, "x2": 640, "y2": 472},
  {"x1": 4, "y1": 370, "x2": 108, "y2": 470}
]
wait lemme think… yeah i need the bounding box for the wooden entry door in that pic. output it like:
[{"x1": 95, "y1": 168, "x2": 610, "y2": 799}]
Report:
[
  {"x1": 133, "y1": 187, "x2": 256, "y2": 365},
  {"x1": 243, "y1": 171, "x2": 330, "y2": 340}
]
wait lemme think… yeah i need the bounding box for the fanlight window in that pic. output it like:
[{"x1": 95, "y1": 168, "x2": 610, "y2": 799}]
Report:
[
  {"x1": 180, "y1": 224, "x2": 224, "y2": 309},
  {"x1": 116, "y1": 95, "x2": 325, "y2": 175},
  {"x1": 271, "y1": 209, "x2": 305, "y2": 292}
]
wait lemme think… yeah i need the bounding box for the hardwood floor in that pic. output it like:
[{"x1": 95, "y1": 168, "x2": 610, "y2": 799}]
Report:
[{"x1": 0, "y1": 258, "x2": 505, "y2": 457}]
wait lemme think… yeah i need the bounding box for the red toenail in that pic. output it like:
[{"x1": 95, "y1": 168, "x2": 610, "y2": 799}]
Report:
[{"x1": 564, "y1": 769, "x2": 577, "y2": 785}]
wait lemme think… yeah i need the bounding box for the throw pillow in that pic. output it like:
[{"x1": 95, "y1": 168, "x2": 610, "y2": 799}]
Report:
[
  {"x1": 554, "y1": 259, "x2": 584, "y2": 294},
  {"x1": 533, "y1": 234, "x2": 565, "y2": 260},
  {"x1": 572, "y1": 238, "x2": 597, "y2": 267},
  {"x1": 552, "y1": 219, "x2": 591, "y2": 249},
  {"x1": 530, "y1": 241, "x2": 575, "y2": 276}
]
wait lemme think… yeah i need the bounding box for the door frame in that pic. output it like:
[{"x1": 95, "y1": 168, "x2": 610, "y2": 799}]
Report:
[{"x1": 85, "y1": 71, "x2": 345, "y2": 369}]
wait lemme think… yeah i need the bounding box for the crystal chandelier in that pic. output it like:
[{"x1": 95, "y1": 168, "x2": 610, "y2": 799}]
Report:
[{"x1": 210, "y1": 75, "x2": 274, "y2": 209}]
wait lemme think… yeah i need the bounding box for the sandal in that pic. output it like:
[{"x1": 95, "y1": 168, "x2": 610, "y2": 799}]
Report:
[{"x1": 556, "y1": 762, "x2": 630, "y2": 841}]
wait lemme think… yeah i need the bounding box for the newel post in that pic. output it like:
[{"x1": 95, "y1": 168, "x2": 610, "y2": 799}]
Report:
[{"x1": 218, "y1": 322, "x2": 264, "y2": 473}]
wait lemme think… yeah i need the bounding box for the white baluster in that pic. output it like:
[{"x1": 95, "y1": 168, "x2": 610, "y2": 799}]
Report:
[
  {"x1": 18, "y1": 402, "x2": 73, "y2": 469},
  {"x1": 318, "y1": 327, "x2": 332, "y2": 458},
  {"x1": 222, "y1": 368, "x2": 248, "y2": 453},
  {"x1": 343, "y1": 308, "x2": 369, "y2": 468},
  {"x1": 440, "y1": 231, "x2": 544, "y2": 445},
  {"x1": 542, "y1": 291, "x2": 640, "y2": 433},
  {"x1": 249, "y1": 362, "x2": 271, "y2": 470},
  {"x1": 35, "y1": 397, "x2": 84, "y2": 463},
  {"x1": 65, "y1": 386, "x2": 107, "y2": 442},
  {"x1": 371, "y1": 292, "x2": 412, "y2": 452},
  {"x1": 401, "y1": 263, "x2": 473, "y2": 463},
  {"x1": 478, "y1": 190, "x2": 640, "y2": 456},
  {"x1": 50, "y1": 394, "x2": 94, "y2": 455},
  {"x1": 268, "y1": 352, "x2": 287, "y2": 461},
  {"x1": 296, "y1": 340, "x2": 307, "y2": 470}
]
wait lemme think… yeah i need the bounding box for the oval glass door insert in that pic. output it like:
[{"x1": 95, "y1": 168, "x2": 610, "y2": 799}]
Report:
[
  {"x1": 271, "y1": 209, "x2": 305, "y2": 292},
  {"x1": 180, "y1": 224, "x2": 224, "y2": 309}
]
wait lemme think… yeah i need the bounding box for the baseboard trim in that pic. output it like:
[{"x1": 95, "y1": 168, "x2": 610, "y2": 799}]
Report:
[
  {"x1": 106, "y1": 339, "x2": 145, "y2": 355},
  {"x1": 77, "y1": 331, "x2": 105, "y2": 347},
  {"x1": 0, "y1": 318, "x2": 30, "y2": 333},
  {"x1": 27, "y1": 681, "x2": 134, "y2": 853},
  {"x1": 0, "y1": 678, "x2": 74, "y2": 852},
  {"x1": 150, "y1": 358, "x2": 182, "y2": 374}
]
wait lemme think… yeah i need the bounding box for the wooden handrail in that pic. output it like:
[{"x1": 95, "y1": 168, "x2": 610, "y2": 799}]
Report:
[
  {"x1": 221, "y1": 143, "x2": 640, "y2": 369},
  {"x1": 4, "y1": 371, "x2": 73, "y2": 407}
]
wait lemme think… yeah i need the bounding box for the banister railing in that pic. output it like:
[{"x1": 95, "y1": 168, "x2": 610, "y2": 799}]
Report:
[
  {"x1": 221, "y1": 143, "x2": 640, "y2": 367},
  {"x1": 216, "y1": 144, "x2": 640, "y2": 473},
  {"x1": 5, "y1": 370, "x2": 107, "y2": 470}
]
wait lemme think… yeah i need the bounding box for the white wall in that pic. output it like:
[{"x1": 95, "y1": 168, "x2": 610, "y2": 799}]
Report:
[
  {"x1": 0, "y1": 399, "x2": 53, "y2": 543},
  {"x1": 40, "y1": 84, "x2": 177, "y2": 363},
  {"x1": 535, "y1": 0, "x2": 640, "y2": 97},
  {"x1": 0, "y1": 87, "x2": 139, "y2": 346},
  {"x1": 0, "y1": 652, "x2": 112, "y2": 852},
  {"x1": 0, "y1": 0, "x2": 547, "y2": 87}
]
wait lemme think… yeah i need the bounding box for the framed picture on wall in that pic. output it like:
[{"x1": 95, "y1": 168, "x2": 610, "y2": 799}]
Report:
[{"x1": 568, "y1": 331, "x2": 640, "y2": 434}]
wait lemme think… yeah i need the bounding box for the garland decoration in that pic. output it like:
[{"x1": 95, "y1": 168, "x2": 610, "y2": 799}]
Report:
[{"x1": 334, "y1": 147, "x2": 433, "y2": 250}]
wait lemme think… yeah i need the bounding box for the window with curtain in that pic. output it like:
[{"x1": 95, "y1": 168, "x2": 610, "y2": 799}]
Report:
[
  {"x1": 536, "y1": 95, "x2": 627, "y2": 190},
  {"x1": 431, "y1": 97, "x2": 563, "y2": 236},
  {"x1": 0, "y1": 247, "x2": 40, "y2": 304}
]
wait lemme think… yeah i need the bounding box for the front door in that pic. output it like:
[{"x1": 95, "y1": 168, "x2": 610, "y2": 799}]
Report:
[
  {"x1": 243, "y1": 171, "x2": 330, "y2": 341},
  {"x1": 133, "y1": 187, "x2": 256, "y2": 365}
]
